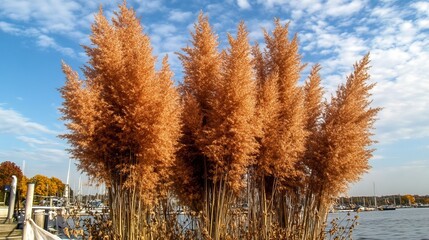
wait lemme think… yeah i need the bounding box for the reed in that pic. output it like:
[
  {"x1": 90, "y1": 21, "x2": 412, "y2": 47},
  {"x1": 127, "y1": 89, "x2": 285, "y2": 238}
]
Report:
[
  {"x1": 59, "y1": 3, "x2": 379, "y2": 239},
  {"x1": 60, "y1": 3, "x2": 181, "y2": 239}
]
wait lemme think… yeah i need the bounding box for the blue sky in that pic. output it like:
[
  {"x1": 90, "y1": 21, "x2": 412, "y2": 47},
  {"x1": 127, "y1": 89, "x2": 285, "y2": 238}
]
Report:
[{"x1": 0, "y1": 0, "x2": 428, "y2": 196}]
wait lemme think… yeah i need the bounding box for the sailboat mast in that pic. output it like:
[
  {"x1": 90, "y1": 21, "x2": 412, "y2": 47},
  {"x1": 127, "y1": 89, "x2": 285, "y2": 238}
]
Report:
[
  {"x1": 373, "y1": 182, "x2": 377, "y2": 208},
  {"x1": 65, "y1": 158, "x2": 71, "y2": 206},
  {"x1": 66, "y1": 158, "x2": 71, "y2": 185}
]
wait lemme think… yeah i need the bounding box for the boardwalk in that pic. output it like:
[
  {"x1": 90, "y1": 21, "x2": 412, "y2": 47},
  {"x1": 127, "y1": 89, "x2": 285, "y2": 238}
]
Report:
[{"x1": 0, "y1": 205, "x2": 22, "y2": 239}]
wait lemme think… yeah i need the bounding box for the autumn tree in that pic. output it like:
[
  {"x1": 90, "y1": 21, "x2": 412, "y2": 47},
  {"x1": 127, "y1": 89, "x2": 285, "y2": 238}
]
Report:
[
  {"x1": 30, "y1": 174, "x2": 51, "y2": 197},
  {"x1": 0, "y1": 161, "x2": 23, "y2": 190},
  {"x1": 403, "y1": 194, "x2": 416, "y2": 205},
  {"x1": 19, "y1": 175, "x2": 28, "y2": 199},
  {"x1": 59, "y1": 3, "x2": 181, "y2": 239},
  {"x1": 0, "y1": 161, "x2": 24, "y2": 203},
  {"x1": 49, "y1": 177, "x2": 65, "y2": 196}
]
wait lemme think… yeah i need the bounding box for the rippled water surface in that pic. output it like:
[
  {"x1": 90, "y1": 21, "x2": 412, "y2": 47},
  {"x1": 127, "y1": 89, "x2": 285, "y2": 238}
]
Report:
[{"x1": 328, "y1": 208, "x2": 429, "y2": 240}]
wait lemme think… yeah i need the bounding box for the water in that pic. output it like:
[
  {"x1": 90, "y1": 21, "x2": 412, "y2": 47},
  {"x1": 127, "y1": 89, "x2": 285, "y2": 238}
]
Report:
[{"x1": 328, "y1": 208, "x2": 429, "y2": 240}]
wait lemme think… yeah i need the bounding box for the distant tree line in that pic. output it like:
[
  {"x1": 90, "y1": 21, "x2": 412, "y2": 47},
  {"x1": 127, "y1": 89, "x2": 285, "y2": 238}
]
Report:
[
  {"x1": 0, "y1": 161, "x2": 66, "y2": 203},
  {"x1": 337, "y1": 194, "x2": 429, "y2": 207},
  {"x1": 59, "y1": 3, "x2": 380, "y2": 240}
]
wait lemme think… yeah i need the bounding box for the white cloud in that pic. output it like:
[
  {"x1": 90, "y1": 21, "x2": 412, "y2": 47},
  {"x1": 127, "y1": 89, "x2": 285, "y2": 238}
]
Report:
[
  {"x1": 411, "y1": 1, "x2": 429, "y2": 14},
  {"x1": 0, "y1": 0, "x2": 81, "y2": 33},
  {"x1": 150, "y1": 23, "x2": 177, "y2": 37},
  {"x1": 0, "y1": 106, "x2": 67, "y2": 174},
  {"x1": 0, "y1": 0, "x2": 32, "y2": 21},
  {"x1": 162, "y1": 35, "x2": 187, "y2": 52},
  {"x1": 37, "y1": 35, "x2": 56, "y2": 48},
  {"x1": 206, "y1": 3, "x2": 228, "y2": 16},
  {"x1": 0, "y1": 21, "x2": 40, "y2": 36},
  {"x1": 16, "y1": 136, "x2": 61, "y2": 147},
  {"x1": 256, "y1": 0, "x2": 287, "y2": 8},
  {"x1": 324, "y1": 0, "x2": 365, "y2": 18},
  {"x1": 0, "y1": 147, "x2": 67, "y2": 165},
  {"x1": 286, "y1": 1, "x2": 429, "y2": 146},
  {"x1": 134, "y1": 0, "x2": 165, "y2": 14},
  {"x1": 0, "y1": 106, "x2": 57, "y2": 135},
  {"x1": 363, "y1": 6, "x2": 429, "y2": 143},
  {"x1": 149, "y1": 23, "x2": 183, "y2": 57},
  {"x1": 257, "y1": 0, "x2": 363, "y2": 19},
  {"x1": 168, "y1": 10, "x2": 192, "y2": 22},
  {"x1": 0, "y1": 0, "x2": 87, "y2": 58},
  {"x1": 416, "y1": 19, "x2": 429, "y2": 29},
  {"x1": 247, "y1": 19, "x2": 273, "y2": 42},
  {"x1": 237, "y1": 0, "x2": 251, "y2": 9},
  {"x1": 0, "y1": 21, "x2": 21, "y2": 34},
  {"x1": 36, "y1": 34, "x2": 76, "y2": 57}
]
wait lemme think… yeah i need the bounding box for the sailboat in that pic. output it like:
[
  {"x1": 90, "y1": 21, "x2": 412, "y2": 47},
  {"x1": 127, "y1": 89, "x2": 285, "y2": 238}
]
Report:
[{"x1": 378, "y1": 198, "x2": 396, "y2": 210}]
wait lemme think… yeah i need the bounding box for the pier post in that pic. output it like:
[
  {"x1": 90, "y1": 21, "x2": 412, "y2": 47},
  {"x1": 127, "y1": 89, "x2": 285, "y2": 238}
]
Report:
[
  {"x1": 22, "y1": 183, "x2": 35, "y2": 238},
  {"x1": 6, "y1": 175, "x2": 17, "y2": 223}
]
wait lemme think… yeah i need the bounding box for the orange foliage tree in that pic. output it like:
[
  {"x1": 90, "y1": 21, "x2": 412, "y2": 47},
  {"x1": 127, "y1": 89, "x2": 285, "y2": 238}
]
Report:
[
  {"x1": 49, "y1": 177, "x2": 65, "y2": 196},
  {"x1": 30, "y1": 174, "x2": 51, "y2": 197},
  {"x1": 60, "y1": 3, "x2": 181, "y2": 239},
  {"x1": 19, "y1": 175, "x2": 28, "y2": 199},
  {"x1": 0, "y1": 161, "x2": 24, "y2": 202},
  {"x1": 403, "y1": 194, "x2": 416, "y2": 205}
]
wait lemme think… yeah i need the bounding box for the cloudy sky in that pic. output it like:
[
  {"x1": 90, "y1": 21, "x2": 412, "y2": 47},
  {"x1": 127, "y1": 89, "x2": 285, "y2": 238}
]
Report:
[{"x1": 0, "y1": 0, "x2": 428, "y2": 196}]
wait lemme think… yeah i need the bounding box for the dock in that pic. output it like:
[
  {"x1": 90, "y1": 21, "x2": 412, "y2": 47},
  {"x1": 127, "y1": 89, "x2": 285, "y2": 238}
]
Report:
[{"x1": 0, "y1": 206, "x2": 22, "y2": 239}]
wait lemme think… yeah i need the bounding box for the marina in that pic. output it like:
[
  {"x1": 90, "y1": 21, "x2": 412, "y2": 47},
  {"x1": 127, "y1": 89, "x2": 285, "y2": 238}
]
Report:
[{"x1": 2, "y1": 199, "x2": 429, "y2": 239}]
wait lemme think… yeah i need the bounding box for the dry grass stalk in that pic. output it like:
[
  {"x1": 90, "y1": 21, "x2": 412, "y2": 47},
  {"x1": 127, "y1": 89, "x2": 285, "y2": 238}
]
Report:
[
  {"x1": 60, "y1": 3, "x2": 181, "y2": 239},
  {"x1": 59, "y1": 4, "x2": 379, "y2": 239}
]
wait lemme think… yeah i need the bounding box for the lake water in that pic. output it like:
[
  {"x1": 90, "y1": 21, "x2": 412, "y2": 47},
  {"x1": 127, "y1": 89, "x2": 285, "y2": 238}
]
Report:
[{"x1": 328, "y1": 208, "x2": 429, "y2": 239}]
